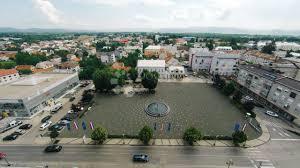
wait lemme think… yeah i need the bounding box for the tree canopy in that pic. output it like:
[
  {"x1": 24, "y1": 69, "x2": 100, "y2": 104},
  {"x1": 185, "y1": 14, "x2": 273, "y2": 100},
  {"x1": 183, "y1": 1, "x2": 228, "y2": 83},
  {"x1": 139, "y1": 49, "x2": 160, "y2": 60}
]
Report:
[
  {"x1": 138, "y1": 126, "x2": 153, "y2": 145},
  {"x1": 183, "y1": 127, "x2": 202, "y2": 145},
  {"x1": 15, "y1": 52, "x2": 47, "y2": 65},
  {"x1": 232, "y1": 131, "x2": 247, "y2": 146},
  {"x1": 92, "y1": 68, "x2": 114, "y2": 92},
  {"x1": 141, "y1": 70, "x2": 159, "y2": 91},
  {"x1": 91, "y1": 126, "x2": 108, "y2": 144}
]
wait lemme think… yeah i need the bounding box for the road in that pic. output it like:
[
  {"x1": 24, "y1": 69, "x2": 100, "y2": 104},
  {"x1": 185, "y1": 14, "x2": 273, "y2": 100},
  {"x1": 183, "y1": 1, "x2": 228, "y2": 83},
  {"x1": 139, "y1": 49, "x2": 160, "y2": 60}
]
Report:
[{"x1": 0, "y1": 145, "x2": 270, "y2": 168}]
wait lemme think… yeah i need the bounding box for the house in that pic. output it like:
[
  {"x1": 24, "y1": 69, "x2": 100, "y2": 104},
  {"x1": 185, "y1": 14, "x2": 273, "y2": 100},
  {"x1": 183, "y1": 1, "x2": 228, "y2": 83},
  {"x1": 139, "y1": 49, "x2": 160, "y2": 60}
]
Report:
[
  {"x1": 241, "y1": 50, "x2": 276, "y2": 65},
  {"x1": 189, "y1": 48, "x2": 214, "y2": 72},
  {"x1": 0, "y1": 51, "x2": 17, "y2": 60},
  {"x1": 144, "y1": 45, "x2": 163, "y2": 57},
  {"x1": 215, "y1": 46, "x2": 233, "y2": 51},
  {"x1": 55, "y1": 61, "x2": 80, "y2": 73},
  {"x1": 137, "y1": 60, "x2": 166, "y2": 78},
  {"x1": 210, "y1": 53, "x2": 240, "y2": 76},
  {"x1": 0, "y1": 69, "x2": 19, "y2": 85},
  {"x1": 167, "y1": 66, "x2": 185, "y2": 79},
  {"x1": 111, "y1": 62, "x2": 130, "y2": 72},
  {"x1": 97, "y1": 52, "x2": 116, "y2": 64},
  {"x1": 36, "y1": 61, "x2": 54, "y2": 69}
]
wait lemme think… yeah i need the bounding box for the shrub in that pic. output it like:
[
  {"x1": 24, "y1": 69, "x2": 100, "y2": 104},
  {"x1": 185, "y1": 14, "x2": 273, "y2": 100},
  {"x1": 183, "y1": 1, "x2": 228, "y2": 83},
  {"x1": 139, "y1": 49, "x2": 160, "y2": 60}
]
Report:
[
  {"x1": 91, "y1": 126, "x2": 108, "y2": 144},
  {"x1": 232, "y1": 131, "x2": 247, "y2": 146},
  {"x1": 138, "y1": 126, "x2": 153, "y2": 145},
  {"x1": 183, "y1": 127, "x2": 202, "y2": 145}
]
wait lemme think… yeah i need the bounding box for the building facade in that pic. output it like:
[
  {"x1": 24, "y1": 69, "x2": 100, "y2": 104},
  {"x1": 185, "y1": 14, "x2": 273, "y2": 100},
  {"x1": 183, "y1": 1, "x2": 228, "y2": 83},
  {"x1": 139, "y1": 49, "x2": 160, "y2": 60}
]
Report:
[
  {"x1": 0, "y1": 69, "x2": 19, "y2": 85},
  {"x1": 210, "y1": 54, "x2": 240, "y2": 76},
  {"x1": 189, "y1": 48, "x2": 213, "y2": 71},
  {"x1": 137, "y1": 60, "x2": 166, "y2": 78},
  {"x1": 0, "y1": 73, "x2": 79, "y2": 118}
]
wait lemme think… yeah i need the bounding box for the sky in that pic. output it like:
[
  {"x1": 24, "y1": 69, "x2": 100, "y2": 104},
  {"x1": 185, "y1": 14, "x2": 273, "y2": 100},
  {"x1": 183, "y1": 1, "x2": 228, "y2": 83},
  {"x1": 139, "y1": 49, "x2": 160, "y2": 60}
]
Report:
[{"x1": 0, "y1": 0, "x2": 300, "y2": 31}]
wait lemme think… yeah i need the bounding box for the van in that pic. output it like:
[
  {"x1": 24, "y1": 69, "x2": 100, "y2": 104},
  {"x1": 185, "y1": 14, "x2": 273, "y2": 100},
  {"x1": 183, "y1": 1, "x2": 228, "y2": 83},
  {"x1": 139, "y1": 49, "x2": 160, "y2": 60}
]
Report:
[
  {"x1": 8, "y1": 120, "x2": 22, "y2": 127},
  {"x1": 40, "y1": 121, "x2": 52, "y2": 131}
]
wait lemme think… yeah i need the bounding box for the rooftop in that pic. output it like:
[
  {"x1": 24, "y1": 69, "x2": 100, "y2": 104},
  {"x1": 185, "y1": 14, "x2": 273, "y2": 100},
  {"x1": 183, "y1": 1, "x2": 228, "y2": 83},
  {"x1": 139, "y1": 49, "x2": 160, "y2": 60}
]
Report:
[
  {"x1": 276, "y1": 77, "x2": 300, "y2": 92},
  {"x1": 239, "y1": 64, "x2": 282, "y2": 81},
  {"x1": 0, "y1": 73, "x2": 78, "y2": 100},
  {"x1": 137, "y1": 60, "x2": 166, "y2": 68},
  {"x1": 0, "y1": 69, "x2": 18, "y2": 77},
  {"x1": 145, "y1": 45, "x2": 161, "y2": 50}
]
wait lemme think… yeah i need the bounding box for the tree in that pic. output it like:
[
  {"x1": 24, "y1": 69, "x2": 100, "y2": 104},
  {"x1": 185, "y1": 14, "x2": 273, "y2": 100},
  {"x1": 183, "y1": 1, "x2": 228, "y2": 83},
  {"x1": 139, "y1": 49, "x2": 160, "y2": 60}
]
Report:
[
  {"x1": 213, "y1": 74, "x2": 225, "y2": 89},
  {"x1": 243, "y1": 101, "x2": 255, "y2": 112},
  {"x1": 141, "y1": 70, "x2": 159, "y2": 91},
  {"x1": 15, "y1": 52, "x2": 47, "y2": 65},
  {"x1": 129, "y1": 68, "x2": 138, "y2": 82},
  {"x1": 232, "y1": 131, "x2": 247, "y2": 146},
  {"x1": 0, "y1": 61, "x2": 16, "y2": 69},
  {"x1": 92, "y1": 68, "x2": 114, "y2": 92},
  {"x1": 206, "y1": 40, "x2": 214, "y2": 51},
  {"x1": 18, "y1": 69, "x2": 32, "y2": 75},
  {"x1": 91, "y1": 126, "x2": 108, "y2": 144},
  {"x1": 222, "y1": 82, "x2": 235, "y2": 96},
  {"x1": 183, "y1": 127, "x2": 202, "y2": 145},
  {"x1": 50, "y1": 130, "x2": 59, "y2": 142},
  {"x1": 261, "y1": 43, "x2": 276, "y2": 54},
  {"x1": 119, "y1": 51, "x2": 139, "y2": 67},
  {"x1": 138, "y1": 126, "x2": 153, "y2": 145}
]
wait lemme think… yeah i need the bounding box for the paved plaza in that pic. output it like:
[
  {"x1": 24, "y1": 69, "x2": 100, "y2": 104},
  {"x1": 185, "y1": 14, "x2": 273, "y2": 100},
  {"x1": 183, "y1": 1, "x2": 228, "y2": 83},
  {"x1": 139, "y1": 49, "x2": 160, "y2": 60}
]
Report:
[{"x1": 61, "y1": 83, "x2": 260, "y2": 139}]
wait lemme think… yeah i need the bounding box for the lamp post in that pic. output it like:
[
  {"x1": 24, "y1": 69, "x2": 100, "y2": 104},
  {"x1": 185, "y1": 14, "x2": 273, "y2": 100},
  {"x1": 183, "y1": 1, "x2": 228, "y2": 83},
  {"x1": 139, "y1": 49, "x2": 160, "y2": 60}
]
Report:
[
  {"x1": 226, "y1": 159, "x2": 234, "y2": 168},
  {"x1": 122, "y1": 133, "x2": 125, "y2": 144}
]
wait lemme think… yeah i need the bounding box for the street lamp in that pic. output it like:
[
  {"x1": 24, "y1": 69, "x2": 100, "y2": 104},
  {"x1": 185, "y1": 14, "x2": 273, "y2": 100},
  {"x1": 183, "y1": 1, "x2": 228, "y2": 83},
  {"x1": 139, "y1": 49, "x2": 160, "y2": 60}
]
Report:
[
  {"x1": 226, "y1": 159, "x2": 234, "y2": 168},
  {"x1": 122, "y1": 133, "x2": 125, "y2": 144}
]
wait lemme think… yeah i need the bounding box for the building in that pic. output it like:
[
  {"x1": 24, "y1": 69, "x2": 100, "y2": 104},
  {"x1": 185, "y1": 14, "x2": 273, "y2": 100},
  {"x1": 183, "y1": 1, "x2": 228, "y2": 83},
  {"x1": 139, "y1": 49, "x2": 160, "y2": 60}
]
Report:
[
  {"x1": 55, "y1": 61, "x2": 80, "y2": 73},
  {"x1": 241, "y1": 50, "x2": 276, "y2": 65},
  {"x1": 235, "y1": 64, "x2": 300, "y2": 122},
  {"x1": 210, "y1": 53, "x2": 240, "y2": 76},
  {"x1": 167, "y1": 66, "x2": 185, "y2": 79},
  {"x1": 276, "y1": 42, "x2": 300, "y2": 51},
  {"x1": 137, "y1": 60, "x2": 166, "y2": 78},
  {"x1": 98, "y1": 52, "x2": 116, "y2": 64},
  {"x1": 0, "y1": 73, "x2": 79, "y2": 118},
  {"x1": 36, "y1": 61, "x2": 54, "y2": 69},
  {"x1": 215, "y1": 46, "x2": 233, "y2": 51},
  {"x1": 267, "y1": 77, "x2": 300, "y2": 121},
  {"x1": 111, "y1": 62, "x2": 130, "y2": 72},
  {"x1": 189, "y1": 48, "x2": 214, "y2": 71},
  {"x1": 0, "y1": 69, "x2": 19, "y2": 85},
  {"x1": 144, "y1": 45, "x2": 163, "y2": 57}
]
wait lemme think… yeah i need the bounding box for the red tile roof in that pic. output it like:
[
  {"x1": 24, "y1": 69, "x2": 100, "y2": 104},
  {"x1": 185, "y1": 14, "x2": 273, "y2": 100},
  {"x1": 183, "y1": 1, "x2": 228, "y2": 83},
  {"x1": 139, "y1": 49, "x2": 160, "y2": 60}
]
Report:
[{"x1": 0, "y1": 69, "x2": 18, "y2": 77}]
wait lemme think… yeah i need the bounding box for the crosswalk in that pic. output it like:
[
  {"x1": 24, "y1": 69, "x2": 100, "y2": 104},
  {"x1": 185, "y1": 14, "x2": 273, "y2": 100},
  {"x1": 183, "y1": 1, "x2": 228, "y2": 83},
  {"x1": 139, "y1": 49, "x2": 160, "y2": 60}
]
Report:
[
  {"x1": 262, "y1": 120, "x2": 292, "y2": 139},
  {"x1": 247, "y1": 148, "x2": 275, "y2": 168}
]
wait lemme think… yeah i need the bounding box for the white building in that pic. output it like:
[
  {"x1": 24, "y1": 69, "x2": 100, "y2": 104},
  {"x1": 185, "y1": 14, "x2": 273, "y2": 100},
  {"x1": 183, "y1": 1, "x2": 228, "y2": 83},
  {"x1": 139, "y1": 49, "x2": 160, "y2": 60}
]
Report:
[
  {"x1": 276, "y1": 42, "x2": 300, "y2": 51},
  {"x1": 36, "y1": 61, "x2": 54, "y2": 69},
  {"x1": 0, "y1": 69, "x2": 19, "y2": 85},
  {"x1": 215, "y1": 46, "x2": 233, "y2": 51},
  {"x1": 167, "y1": 66, "x2": 185, "y2": 79},
  {"x1": 137, "y1": 60, "x2": 166, "y2": 78},
  {"x1": 189, "y1": 48, "x2": 214, "y2": 71},
  {"x1": 210, "y1": 53, "x2": 240, "y2": 76}
]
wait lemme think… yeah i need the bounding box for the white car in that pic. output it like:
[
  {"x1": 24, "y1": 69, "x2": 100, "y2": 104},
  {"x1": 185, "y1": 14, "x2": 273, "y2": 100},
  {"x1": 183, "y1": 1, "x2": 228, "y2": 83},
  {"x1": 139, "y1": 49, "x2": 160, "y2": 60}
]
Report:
[
  {"x1": 40, "y1": 121, "x2": 52, "y2": 131},
  {"x1": 67, "y1": 110, "x2": 74, "y2": 114},
  {"x1": 265, "y1": 111, "x2": 279, "y2": 118}
]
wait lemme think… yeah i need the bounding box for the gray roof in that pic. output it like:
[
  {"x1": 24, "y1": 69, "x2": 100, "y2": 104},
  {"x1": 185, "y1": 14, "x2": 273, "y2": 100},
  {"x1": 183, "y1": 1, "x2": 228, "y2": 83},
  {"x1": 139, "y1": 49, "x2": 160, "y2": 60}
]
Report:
[
  {"x1": 239, "y1": 64, "x2": 282, "y2": 81},
  {"x1": 276, "y1": 77, "x2": 300, "y2": 91}
]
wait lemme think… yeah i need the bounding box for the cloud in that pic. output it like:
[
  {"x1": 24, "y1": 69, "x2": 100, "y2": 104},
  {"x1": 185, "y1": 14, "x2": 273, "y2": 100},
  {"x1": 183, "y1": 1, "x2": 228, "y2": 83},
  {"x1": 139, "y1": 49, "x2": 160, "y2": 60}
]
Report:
[
  {"x1": 33, "y1": 0, "x2": 63, "y2": 24},
  {"x1": 74, "y1": 0, "x2": 175, "y2": 7}
]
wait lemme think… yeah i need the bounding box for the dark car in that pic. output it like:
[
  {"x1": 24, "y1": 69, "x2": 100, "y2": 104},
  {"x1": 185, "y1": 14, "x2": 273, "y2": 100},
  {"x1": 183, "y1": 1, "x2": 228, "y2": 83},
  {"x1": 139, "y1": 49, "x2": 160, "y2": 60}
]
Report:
[
  {"x1": 44, "y1": 145, "x2": 62, "y2": 153},
  {"x1": 2, "y1": 134, "x2": 18, "y2": 141},
  {"x1": 61, "y1": 116, "x2": 72, "y2": 121},
  {"x1": 48, "y1": 124, "x2": 64, "y2": 132},
  {"x1": 132, "y1": 154, "x2": 149, "y2": 162},
  {"x1": 19, "y1": 124, "x2": 32, "y2": 130},
  {"x1": 69, "y1": 96, "x2": 76, "y2": 102},
  {"x1": 41, "y1": 115, "x2": 52, "y2": 123}
]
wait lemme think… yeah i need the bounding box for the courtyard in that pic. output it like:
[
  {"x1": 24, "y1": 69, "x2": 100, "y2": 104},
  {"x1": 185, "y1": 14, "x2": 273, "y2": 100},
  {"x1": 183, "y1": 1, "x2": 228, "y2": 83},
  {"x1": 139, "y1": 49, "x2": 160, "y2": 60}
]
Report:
[{"x1": 61, "y1": 83, "x2": 261, "y2": 140}]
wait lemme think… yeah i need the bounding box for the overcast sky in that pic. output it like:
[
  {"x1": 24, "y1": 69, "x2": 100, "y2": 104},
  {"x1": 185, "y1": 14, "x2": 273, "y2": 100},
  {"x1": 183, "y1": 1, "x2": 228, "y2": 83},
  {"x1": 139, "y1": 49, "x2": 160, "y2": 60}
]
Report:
[{"x1": 0, "y1": 0, "x2": 299, "y2": 30}]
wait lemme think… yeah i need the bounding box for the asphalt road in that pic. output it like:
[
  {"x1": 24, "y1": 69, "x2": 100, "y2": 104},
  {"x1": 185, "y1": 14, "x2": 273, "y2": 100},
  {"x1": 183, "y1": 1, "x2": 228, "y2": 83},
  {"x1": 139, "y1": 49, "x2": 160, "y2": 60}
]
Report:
[{"x1": 0, "y1": 145, "x2": 265, "y2": 168}]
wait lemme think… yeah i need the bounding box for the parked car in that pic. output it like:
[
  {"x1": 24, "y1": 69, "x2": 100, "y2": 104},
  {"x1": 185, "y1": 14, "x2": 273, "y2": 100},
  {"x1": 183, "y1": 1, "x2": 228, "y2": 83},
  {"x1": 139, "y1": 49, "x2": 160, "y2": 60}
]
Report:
[
  {"x1": 67, "y1": 110, "x2": 74, "y2": 114},
  {"x1": 41, "y1": 115, "x2": 52, "y2": 123},
  {"x1": 40, "y1": 121, "x2": 52, "y2": 131},
  {"x1": 265, "y1": 111, "x2": 279, "y2": 118},
  {"x1": 19, "y1": 124, "x2": 32, "y2": 130},
  {"x1": 132, "y1": 154, "x2": 149, "y2": 162},
  {"x1": 44, "y1": 145, "x2": 62, "y2": 153},
  {"x1": 51, "y1": 103, "x2": 63, "y2": 113},
  {"x1": 2, "y1": 134, "x2": 18, "y2": 141},
  {"x1": 61, "y1": 116, "x2": 72, "y2": 121},
  {"x1": 57, "y1": 120, "x2": 70, "y2": 126},
  {"x1": 12, "y1": 129, "x2": 26, "y2": 135},
  {"x1": 48, "y1": 124, "x2": 64, "y2": 132},
  {"x1": 8, "y1": 120, "x2": 23, "y2": 127}
]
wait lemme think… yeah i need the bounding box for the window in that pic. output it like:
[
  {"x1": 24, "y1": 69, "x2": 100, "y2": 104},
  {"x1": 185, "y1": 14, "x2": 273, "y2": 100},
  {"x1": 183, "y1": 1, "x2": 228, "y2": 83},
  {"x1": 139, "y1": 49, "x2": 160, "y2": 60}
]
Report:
[{"x1": 290, "y1": 92, "x2": 297, "y2": 99}]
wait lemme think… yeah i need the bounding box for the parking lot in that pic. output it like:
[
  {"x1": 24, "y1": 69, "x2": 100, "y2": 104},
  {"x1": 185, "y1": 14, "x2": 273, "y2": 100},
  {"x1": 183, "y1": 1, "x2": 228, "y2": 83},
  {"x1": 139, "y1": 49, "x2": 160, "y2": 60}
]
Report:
[{"x1": 0, "y1": 82, "x2": 93, "y2": 145}]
